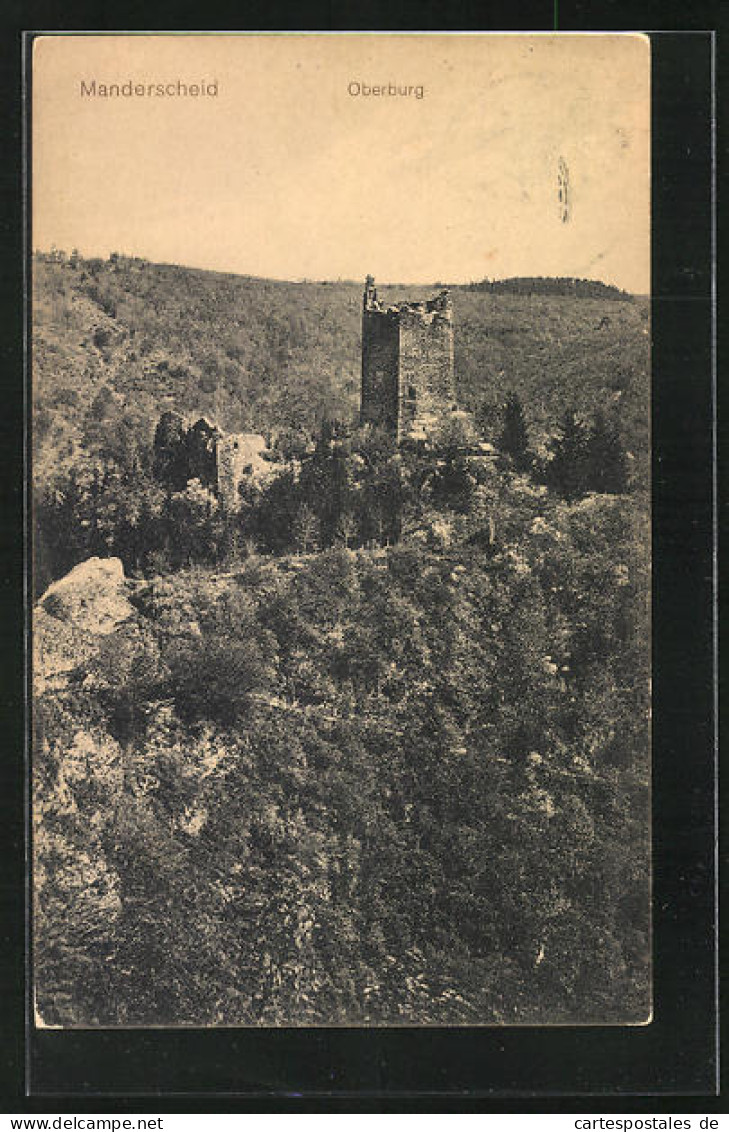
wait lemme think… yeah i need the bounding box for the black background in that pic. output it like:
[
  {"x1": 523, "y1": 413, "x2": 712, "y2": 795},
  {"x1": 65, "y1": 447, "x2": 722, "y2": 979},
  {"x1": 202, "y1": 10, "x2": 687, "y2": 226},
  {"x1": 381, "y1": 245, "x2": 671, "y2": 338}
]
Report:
[{"x1": 0, "y1": 2, "x2": 721, "y2": 1109}]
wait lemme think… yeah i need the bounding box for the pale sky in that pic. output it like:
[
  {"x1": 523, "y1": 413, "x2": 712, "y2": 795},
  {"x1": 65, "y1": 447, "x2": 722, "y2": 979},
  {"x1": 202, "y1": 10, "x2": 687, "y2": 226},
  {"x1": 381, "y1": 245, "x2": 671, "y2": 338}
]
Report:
[{"x1": 33, "y1": 33, "x2": 650, "y2": 292}]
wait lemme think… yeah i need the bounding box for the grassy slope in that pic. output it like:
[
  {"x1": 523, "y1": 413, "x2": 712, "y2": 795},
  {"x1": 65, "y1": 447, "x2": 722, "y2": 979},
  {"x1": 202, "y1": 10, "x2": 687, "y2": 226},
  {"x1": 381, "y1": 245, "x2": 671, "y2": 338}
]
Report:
[{"x1": 33, "y1": 255, "x2": 650, "y2": 482}]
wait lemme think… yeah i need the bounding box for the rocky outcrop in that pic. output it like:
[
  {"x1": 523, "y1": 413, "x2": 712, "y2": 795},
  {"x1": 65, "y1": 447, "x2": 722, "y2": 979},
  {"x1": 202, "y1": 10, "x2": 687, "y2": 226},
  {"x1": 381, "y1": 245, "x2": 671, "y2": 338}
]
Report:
[
  {"x1": 35, "y1": 558, "x2": 136, "y2": 692},
  {"x1": 39, "y1": 557, "x2": 134, "y2": 635}
]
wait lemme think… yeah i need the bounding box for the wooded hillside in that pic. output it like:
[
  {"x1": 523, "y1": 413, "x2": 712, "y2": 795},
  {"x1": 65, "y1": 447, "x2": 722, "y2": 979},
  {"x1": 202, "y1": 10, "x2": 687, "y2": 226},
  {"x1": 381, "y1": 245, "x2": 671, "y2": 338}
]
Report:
[
  {"x1": 33, "y1": 251, "x2": 651, "y2": 1028},
  {"x1": 33, "y1": 253, "x2": 649, "y2": 487}
]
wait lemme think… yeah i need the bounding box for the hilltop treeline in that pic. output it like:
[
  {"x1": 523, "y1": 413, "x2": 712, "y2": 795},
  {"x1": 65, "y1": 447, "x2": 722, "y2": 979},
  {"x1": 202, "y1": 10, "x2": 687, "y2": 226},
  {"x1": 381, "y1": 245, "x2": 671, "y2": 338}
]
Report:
[{"x1": 467, "y1": 277, "x2": 633, "y2": 300}]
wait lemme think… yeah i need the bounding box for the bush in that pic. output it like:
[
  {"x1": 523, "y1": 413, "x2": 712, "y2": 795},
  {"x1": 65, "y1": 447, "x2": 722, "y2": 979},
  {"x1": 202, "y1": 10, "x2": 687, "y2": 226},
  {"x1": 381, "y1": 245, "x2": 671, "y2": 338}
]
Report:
[{"x1": 166, "y1": 634, "x2": 270, "y2": 725}]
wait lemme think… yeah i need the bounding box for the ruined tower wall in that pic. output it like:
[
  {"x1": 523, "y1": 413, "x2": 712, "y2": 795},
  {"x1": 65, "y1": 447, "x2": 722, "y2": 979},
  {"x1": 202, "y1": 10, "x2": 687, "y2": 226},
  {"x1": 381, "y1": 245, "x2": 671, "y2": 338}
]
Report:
[
  {"x1": 216, "y1": 432, "x2": 269, "y2": 509},
  {"x1": 216, "y1": 435, "x2": 247, "y2": 510},
  {"x1": 152, "y1": 414, "x2": 268, "y2": 510},
  {"x1": 361, "y1": 308, "x2": 400, "y2": 435},
  {"x1": 398, "y1": 308, "x2": 455, "y2": 435},
  {"x1": 360, "y1": 278, "x2": 455, "y2": 441}
]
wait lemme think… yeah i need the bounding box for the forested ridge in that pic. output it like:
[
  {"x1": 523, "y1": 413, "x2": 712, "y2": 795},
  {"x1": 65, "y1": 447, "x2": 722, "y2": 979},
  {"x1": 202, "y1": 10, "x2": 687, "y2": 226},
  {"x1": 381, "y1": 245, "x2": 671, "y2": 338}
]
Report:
[
  {"x1": 33, "y1": 251, "x2": 651, "y2": 1026},
  {"x1": 33, "y1": 252, "x2": 649, "y2": 488}
]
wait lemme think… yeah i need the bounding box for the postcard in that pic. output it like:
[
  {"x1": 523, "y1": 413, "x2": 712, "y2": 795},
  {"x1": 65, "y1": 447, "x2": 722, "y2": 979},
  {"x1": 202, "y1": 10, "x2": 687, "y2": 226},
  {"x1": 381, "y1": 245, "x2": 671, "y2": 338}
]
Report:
[{"x1": 32, "y1": 32, "x2": 651, "y2": 1027}]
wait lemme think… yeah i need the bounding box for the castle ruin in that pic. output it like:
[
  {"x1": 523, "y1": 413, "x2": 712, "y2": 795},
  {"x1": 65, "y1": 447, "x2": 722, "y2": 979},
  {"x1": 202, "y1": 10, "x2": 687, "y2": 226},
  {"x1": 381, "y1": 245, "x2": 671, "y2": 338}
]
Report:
[
  {"x1": 152, "y1": 276, "x2": 461, "y2": 508},
  {"x1": 360, "y1": 275, "x2": 456, "y2": 442},
  {"x1": 153, "y1": 411, "x2": 269, "y2": 509}
]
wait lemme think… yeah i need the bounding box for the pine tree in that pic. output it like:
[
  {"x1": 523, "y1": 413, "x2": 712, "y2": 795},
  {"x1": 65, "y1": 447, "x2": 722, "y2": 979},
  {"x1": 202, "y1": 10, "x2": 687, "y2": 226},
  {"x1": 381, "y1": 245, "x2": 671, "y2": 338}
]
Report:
[
  {"x1": 293, "y1": 503, "x2": 320, "y2": 554},
  {"x1": 545, "y1": 409, "x2": 590, "y2": 500},
  {"x1": 498, "y1": 393, "x2": 532, "y2": 473},
  {"x1": 586, "y1": 411, "x2": 628, "y2": 494}
]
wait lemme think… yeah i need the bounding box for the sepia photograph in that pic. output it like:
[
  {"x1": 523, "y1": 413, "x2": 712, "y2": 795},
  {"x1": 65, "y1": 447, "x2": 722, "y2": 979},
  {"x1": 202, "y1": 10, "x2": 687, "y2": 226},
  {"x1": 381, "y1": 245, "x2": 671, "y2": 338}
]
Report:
[{"x1": 31, "y1": 32, "x2": 651, "y2": 1028}]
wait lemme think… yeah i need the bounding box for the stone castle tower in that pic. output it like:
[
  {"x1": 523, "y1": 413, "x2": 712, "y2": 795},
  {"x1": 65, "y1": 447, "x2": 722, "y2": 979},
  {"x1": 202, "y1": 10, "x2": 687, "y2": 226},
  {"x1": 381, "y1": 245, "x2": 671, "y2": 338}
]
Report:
[{"x1": 360, "y1": 275, "x2": 455, "y2": 442}]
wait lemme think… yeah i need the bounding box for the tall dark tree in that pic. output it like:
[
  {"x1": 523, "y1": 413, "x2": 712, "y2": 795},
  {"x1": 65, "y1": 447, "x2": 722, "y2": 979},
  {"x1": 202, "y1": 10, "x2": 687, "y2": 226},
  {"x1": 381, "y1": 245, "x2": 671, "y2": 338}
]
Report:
[
  {"x1": 430, "y1": 451, "x2": 475, "y2": 513},
  {"x1": 586, "y1": 411, "x2": 628, "y2": 494},
  {"x1": 302, "y1": 420, "x2": 354, "y2": 547},
  {"x1": 252, "y1": 467, "x2": 301, "y2": 554},
  {"x1": 153, "y1": 411, "x2": 188, "y2": 490},
  {"x1": 475, "y1": 399, "x2": 499, "y2": 443},
  {"x1": 498, "y1": 393, "x2": 532, "y2": 474},
  {"x1": 545, "y1": 409, "x2": 590, "y2": 500}
]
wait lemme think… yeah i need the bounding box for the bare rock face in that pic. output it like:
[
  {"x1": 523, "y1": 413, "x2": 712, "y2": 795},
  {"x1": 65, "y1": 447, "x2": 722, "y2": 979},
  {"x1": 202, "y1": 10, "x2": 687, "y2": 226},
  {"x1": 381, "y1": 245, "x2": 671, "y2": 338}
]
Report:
[{"x1": 38, "y1": 557, "x2": 134, "y2": 636}]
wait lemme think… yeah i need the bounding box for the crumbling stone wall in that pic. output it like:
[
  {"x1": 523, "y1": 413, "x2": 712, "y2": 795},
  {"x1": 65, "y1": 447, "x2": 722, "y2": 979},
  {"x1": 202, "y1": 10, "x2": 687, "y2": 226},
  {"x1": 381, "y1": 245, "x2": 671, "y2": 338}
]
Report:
[
  {"x1": 361, "y1": 304, "x2": 401, "y2": 435},
  {"x1": 398, "y1": 294, "x2": 455, "y2": 438},
  {"x1": 152, "y1": 413, "x2": 267, "y2": 509},
  {"x1": 360, "y1": 276, "x2": 455, "y2": 442},
  {"x1": 216, "y1": 432, "x2": 269, "y2": 509}
]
